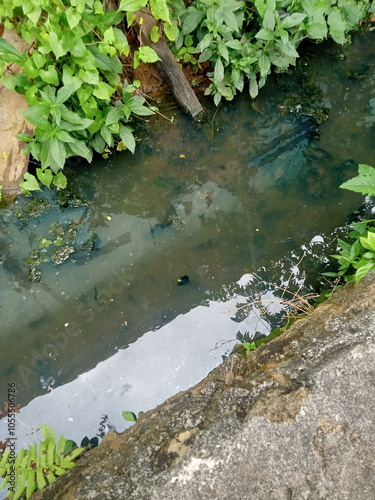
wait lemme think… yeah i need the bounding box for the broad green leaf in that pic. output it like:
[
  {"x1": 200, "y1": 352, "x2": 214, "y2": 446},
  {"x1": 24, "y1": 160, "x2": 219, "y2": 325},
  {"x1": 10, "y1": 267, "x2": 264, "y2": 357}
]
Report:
[
  {"x1": 214, "y1": 58, "x2": 224, "y2": 83},
  {"x1": 53, "y1": 172, "x2": 68, "y2": 190},
  {"x1": 164, "y1": 22, "x2": 179, "y2": 41},
  {"x1": 278, "y1": 40, "x2": 299, "y2": 59},
  {"x1": 19, "y1": 172, "x2": 41, "y2": 192},
  {"x1": 339, "y1": 164, "x2": 375, "y2": 196},
  {"x1": 36, "y1": 167, "x2": 53, "y2": 188},
  {"x1": 32, "y1": 51, "x2": 46, "y2": 69},
  {"x1": 78, "y1": 68, "x2": 100, "y2": 85},
  {"x1": 226, "y1": 39, "x2": 242, "y2": 50},
  {"x1": 255, "y1": 28, "x2": 274, "y2": 41},
  {"x1": 0, "y1": 37, "x2": 23, "y2": 58},
  {"x1": 249, "y1": 76, "x2": 258, "y2": 99},
  {"x1": 122, "y1": 411, "x2": 137, "y2": 422},
  {"x1": 327, "y1": 9, "x2": 347, "y2": 44},
  {"x1": 354, "y1": 261, "x2": 375, "y2": 282},
  {"x1": 118, "y1": 0, "x2": 147, "y2": 11},
  {"x1": 26, "y1": 5, "x2": 42, "y2": 24},
  {"x1": 307, "y1": 17, "x2": 328, "y2": 39},
  {"x1": 68, "y1": 140, "x2": 93, "y2": 162},
  {"x1": 87, "y1": 46, "x2": 122, "y2": 73},
  {"x1": 41, "y1": 137, "x2": 66, "y2": 171},
  {"x1": 100, "y1": 125, "x2": 114, "y2": 146},
  {"x1": 213, "y1": 91, "x2": 222, "y2": 106},
  {"x1": 71, "y1": 38, "x2": 87, "y2": 58},
  {"x1": 150, "y1": 25, "x2": 160, "y2": 43},
  {"x1": 119, "y1": 124, "x2": 136, "y2": 153},
  {"x1": 263, "y1": 8, "x2": 275, "y2": 30},
  {"x1": 128, "y1": 95, "x2": 155, "y2": 115},
  {"x1": 217, "y1": 41, "x2": 229, "y2": 62},
  {"x1": 231, "y1": 69, "x2": 244, "y2": 92},
  {"x1": 65, "y1": 6, "x2": 81, "y2": 29},
  {"x1": 93, "y1": 82, "x2": 116, "y2": 101},
  {"x1": 360, "y1": 232, "x2": 375, "y2": 252},
  {"x1": 60, "y1": 106, "x2": 93, "y2": 128},
  {"x1": 90, "y1": 132, "x2": 106, "y2": 153},
  {"x1": 137, "y1": 46, "x2": 161, "y2": 64},
  {"x1": 301, "y1": 0, "x2": 314, "y2": 16},
  {"x1": 56, "y1": 84, "x2": 79, "y2": 105},
  {"x1": 23, "y1": 58, "x2": 39, "y2": 78},
  {"x1": 105, "y1": 107, "x2": 123, "y2": 126},
  {"x1": 22, "y1": 105, "x2": 50, "y2": 126},
  {"x1": 258, "y1": 53, "x2": 270, "y2": 76},
  {"x1": 39, "y1": 65, "x2": 59, "y2": 86},
  {"x1": 50, "y1": 32, "x2": 66, "y2": 59},
  {"x1": 113, "y1": 28, "x2": 130, "y2": 55},
  {"x1": 280, "y1": 13, "x2": 306, "y2": 29},
  {"x1": 71, "y1": 0, "x2": 85, "y2": 13},
  {"x1": 222, "y1": 6, "x2": 241, "y2": 32},
  {"x1": 2, "y1": 73, "x2": 30, "y2": 92},
  {"x1": 103, "y1": 27, "x2": 115, "y2": 44},
  {"x1": 182, "y1": 9, "x2": 205, "y2": 35},
  {"x1": 56, "y1": 130, "x2": 75, "y2": 143},
  {"x1": 150, "y1": 0, "x2": 170, "y2": 22},
  {"x1": 16, "y1": 133, "x2": 33, "y2": 142}
]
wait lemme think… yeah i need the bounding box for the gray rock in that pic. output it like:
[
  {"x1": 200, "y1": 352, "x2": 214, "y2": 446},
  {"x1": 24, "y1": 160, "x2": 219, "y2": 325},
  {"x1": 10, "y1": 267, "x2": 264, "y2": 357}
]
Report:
[{"x1": 33, "y1": 272, "x2": 375, "y2": 500}]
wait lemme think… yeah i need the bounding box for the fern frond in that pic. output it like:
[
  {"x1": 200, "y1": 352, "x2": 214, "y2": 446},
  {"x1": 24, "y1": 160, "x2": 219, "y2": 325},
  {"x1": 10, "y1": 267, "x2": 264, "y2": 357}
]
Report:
[
  {"x1": 0, "y1": 448, "x2": 10, "y2": 468},
  {"x1": 53, "y1": 466, "x2": 67, "y2": 476},
  {"x1": 26, "y1": 469, "x2": 36, "y2": 500},
  {"x1": 14, "y1": 448, "x2": 26, "y2": 470},
  {"x1": 20, "y1": 451, "x2": 30, "y2": 471},
  {"x1": 68, "y1": 447, "x2": 84, "y2": 461},
  {"x1": 0, "y1": 475, "x2": 8, "y2": 491},
  {"x1": 29, "y1": 442, "x2": 37, "y2": 464},
  {"x1": 41, "y1": 425, "x2": 56, "y2": 442},
  {"x1": 57, "y1": 435, "x2": 66, "y2": 458},
  {"x1": 39, "y1": 441, "x2": 47, "y2": 469},
  {"x1": 46, "y1": 471, "x2": 56, "y2": 484},
  {"x1": 13, "y1": 469, "x2": 27, "y2": 500},
  {"x1": 60, "y1": 460, "x2": 76, "y2": 470},
  {"x1": 46, "y1": 438, "x2": 55, "y2": 468},
  {"x1": 36, "y1": 468, "x2": 47, "y2": 490}
]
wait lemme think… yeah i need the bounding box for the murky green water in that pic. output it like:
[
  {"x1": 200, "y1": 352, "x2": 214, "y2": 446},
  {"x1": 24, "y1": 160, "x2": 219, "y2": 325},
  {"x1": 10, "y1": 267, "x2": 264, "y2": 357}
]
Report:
[{"x1": 1, "y1": 31, "x2": 374, "y2": 415}]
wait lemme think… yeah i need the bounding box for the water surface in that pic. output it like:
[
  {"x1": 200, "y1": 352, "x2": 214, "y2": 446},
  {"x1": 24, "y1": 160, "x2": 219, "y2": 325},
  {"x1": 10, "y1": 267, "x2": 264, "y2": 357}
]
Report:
[{"x1": 0, "y1": 31, "x2": 374, "y2": 453}]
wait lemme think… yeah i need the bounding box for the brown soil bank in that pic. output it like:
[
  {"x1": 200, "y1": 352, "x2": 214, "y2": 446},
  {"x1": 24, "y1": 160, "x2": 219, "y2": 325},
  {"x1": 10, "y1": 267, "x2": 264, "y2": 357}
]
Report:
[{"x1": 33, "y1": 272, "x2": 375, "y2": 500}]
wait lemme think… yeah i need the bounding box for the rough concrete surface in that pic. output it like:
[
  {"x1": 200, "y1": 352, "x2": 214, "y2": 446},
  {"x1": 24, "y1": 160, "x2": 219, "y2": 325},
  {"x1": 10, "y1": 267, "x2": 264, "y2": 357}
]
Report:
[
  {"x1": 0, "y1": 29, "x2": 33, "y2": 193},
  {"x1": 32, "y1": 272, "x2": 375, "y2": 500}
]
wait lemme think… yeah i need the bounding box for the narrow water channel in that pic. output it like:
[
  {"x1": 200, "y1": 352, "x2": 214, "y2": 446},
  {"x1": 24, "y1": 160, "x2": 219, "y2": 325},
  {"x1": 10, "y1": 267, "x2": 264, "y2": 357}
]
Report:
[{"x1": 0, "y1": 32, "x2": 374, "y2": 455}]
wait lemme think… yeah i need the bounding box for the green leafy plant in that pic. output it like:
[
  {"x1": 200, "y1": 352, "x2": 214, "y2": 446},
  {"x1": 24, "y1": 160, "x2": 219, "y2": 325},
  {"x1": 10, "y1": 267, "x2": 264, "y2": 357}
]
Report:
[
  {"x1": 323, "y1": 164, "x2": 375, "y2": 283},
  {"x1": 122, "y1": 410, "x2": 144, "y2": 422},
  {"x1": 169, "y1": 0, "x2": 372, "y2": 105},
  {"x1": 172, "y1": 34, "x2": 198, "y2": 68},
  {"x1": 0, "y1": 0, "x2": 173, "y2": 192},
  {"x1": 0, "y1": 425, "x2": 83, "y2": 500},
  {"x1": 242, "y1": 341, "x2": 257, "y2": 353}
]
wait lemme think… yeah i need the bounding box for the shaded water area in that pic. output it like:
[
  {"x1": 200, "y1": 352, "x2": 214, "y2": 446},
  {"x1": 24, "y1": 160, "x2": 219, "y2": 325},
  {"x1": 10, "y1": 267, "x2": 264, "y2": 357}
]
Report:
[{"x1": 0, "y1": 32, "x2": 374, "y2": 453}]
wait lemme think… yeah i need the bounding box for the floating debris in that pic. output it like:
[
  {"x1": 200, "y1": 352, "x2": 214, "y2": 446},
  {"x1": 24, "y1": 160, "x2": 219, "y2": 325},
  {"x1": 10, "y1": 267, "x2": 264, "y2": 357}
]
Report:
[{"x1": 174, "y1": 275, "x2": 190, "y2": 285}]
